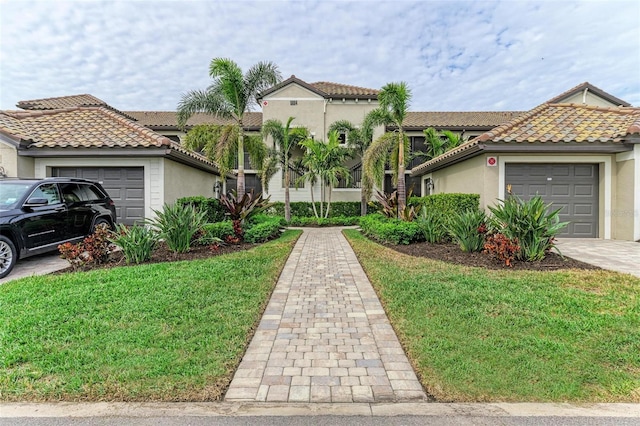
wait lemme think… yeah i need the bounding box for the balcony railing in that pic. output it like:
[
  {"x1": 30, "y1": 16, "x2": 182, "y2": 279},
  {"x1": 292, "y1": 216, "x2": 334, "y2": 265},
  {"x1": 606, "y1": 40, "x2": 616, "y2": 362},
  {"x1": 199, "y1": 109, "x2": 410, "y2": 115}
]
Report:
[
  {"x1": 282, "y1": 167, "x2": 305, "y2": 188},
  {"x1": 233, "y1": 153, "x2": 254, "y2": 170},
  {"x1": 337, "y1": 164, "x2": 362, "y2": 189}
]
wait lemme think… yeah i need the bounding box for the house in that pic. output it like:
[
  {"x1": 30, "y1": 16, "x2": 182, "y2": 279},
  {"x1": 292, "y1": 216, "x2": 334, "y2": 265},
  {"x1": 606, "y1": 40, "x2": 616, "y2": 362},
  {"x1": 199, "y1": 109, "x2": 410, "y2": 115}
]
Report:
[
  {"x1": 411, "y1": 83, "x2": 640, "y2": 241},
  {"x1": 125, "y1": 75, "x2": 523, "y2": 199},
  {"x1": 0, "y1": 96, "x2": 226, "y2": 224}
]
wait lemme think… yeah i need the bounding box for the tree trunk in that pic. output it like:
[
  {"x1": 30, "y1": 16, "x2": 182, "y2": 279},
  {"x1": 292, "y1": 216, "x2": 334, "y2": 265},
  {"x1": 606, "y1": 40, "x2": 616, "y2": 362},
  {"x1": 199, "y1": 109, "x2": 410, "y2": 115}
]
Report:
[
  {"x1": 310, "y1": 181, "x2": 319, "y2": 218},
  {"x1": 360, "y1": 188, "x2": 367, "y2": 216},
  {"x1": 325, "y1": 184, "x2": 332, "y2": 219},
  {"x1": 284, "y1": 160, "x2": 291, "y2": 222},
  {"x1": 237, "y1": 124, "x2": 245, "y2": 196},
  {"x1": 396, "y1": 131, "x2": 406, "y2": 219}
]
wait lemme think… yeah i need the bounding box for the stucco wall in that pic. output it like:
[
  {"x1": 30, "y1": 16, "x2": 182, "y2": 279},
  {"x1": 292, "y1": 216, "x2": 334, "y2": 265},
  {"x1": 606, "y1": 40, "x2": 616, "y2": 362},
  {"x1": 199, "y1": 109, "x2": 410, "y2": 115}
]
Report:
[
  {"x1": 430, "y1": 155, "x2": 489, "y2": 205},
  {"x1": 0, "y1": 141, "x2": 34, "y2": 177},
  {"x1": 163, "y1": 159, "x2": 217, "y2": 204},
  {"x1": 614, "y1": 154, "x2": 636, "y2": 240},
  {"x1": 559, "y1": 91, "x2": 624, "y2": 107}
]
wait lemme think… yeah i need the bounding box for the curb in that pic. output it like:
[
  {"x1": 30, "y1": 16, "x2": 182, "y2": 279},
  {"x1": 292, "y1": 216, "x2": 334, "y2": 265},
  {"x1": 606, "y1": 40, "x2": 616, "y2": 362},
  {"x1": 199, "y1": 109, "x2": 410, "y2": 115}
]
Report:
[{"x1": 2, "y1": 402, "x2": 639, "y2": 418}]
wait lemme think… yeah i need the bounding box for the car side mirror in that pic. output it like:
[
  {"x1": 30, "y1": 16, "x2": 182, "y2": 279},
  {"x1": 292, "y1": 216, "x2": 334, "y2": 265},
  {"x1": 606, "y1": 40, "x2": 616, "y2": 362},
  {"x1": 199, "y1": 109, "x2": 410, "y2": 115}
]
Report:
[{"x1": 24, "y1": 197, "x2": 49, "y2": 207}]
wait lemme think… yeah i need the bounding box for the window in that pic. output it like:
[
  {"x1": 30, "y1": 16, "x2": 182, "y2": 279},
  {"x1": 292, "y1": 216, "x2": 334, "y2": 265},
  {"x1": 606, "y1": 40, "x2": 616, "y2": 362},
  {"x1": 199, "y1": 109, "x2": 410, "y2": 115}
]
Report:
[
  {"x1": 60, "y1": 183, "x2": 82, "y2": 202},
  {"x1": 290, "y1": 100, "x2": 298, "y2": 106},
  {"x1": 30, "y1": 183, "x2": 61, "y2": 204}
]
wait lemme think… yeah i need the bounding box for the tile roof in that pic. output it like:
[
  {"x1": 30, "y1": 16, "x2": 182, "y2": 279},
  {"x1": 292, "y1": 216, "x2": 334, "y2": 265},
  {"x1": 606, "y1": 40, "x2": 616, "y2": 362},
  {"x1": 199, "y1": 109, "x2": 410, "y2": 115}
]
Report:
[
  {"x1": 0, "y1": 107, "x2": 220, "y2": 171},
  {"x1": 546, "y1": 82, "x2": 631, "y2": 107},
  {"x1": 16, "y1": 94, "x2": 138, "y2": 121},
  {"x1": 125, "y1": 111, "x2": 263, "y2": 129},
  {"x1": 411, "y1": 103, "x2": 640, "y2": 176},
  {"x1": 309, "y1": 81, "x2": 379, "y2": 98},
  {"x1": 401, "y1": 111, "x2": 524, "y2": 129},
  {"x1": 259, "y1": 75, "x2": 379, "y2": 100},
  {"x1": 16, "y1": 94, "x2": 108, "y2": 110}
]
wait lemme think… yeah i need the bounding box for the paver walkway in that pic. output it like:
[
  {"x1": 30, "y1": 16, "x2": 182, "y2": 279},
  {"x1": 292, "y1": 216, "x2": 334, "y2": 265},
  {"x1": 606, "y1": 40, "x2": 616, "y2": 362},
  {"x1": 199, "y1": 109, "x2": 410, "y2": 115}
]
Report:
[{"x1": 225, "y1": 227, "x2": 428, "y2": 403}]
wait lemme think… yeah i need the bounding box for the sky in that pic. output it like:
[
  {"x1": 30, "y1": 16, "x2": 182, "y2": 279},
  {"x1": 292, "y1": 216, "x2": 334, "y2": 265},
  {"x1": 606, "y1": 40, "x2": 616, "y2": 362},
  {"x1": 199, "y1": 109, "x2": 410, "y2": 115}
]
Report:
[{"x1": 1, "y1": 0, "x2": 639, "y2": 113}]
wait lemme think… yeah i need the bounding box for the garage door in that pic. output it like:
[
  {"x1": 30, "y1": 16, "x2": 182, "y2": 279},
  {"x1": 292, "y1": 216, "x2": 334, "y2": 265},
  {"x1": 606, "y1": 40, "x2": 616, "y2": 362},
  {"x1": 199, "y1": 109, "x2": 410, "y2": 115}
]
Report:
[
  {"x1": 505, "y1": 163, "x2": 598, "y2": 238},
  {"x1": 52, "y1": 167, "x2": 144, "y2": 225}
]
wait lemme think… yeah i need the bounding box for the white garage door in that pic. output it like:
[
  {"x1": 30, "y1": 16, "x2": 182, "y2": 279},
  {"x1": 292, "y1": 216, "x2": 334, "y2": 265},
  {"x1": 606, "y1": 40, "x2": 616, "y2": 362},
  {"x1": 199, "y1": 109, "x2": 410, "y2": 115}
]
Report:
[{"x1": 52, "y1": 167, "x2": 144, "y2": 225}]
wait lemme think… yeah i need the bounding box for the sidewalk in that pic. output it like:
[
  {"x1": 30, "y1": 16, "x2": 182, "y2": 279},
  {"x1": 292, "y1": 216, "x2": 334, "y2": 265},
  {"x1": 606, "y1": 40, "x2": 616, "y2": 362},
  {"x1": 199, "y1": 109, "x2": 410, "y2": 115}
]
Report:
[{"x1": 225, "y1": 227, "x2": 428, "y2": 403}]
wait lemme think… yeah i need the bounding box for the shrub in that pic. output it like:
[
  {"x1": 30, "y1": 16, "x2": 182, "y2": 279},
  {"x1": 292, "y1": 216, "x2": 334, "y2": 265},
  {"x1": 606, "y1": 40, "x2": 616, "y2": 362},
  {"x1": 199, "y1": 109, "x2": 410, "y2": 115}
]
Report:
[
  {"x1": 220, "y1": 190, "x2": 273, "y2": 223},
  {"x1": 58, "y1": 224, "x2": 114, "y2": 268},
  {"x1": 288, "y1": 216, "x2": 360, "y2": 227},
  {"x1": 448, "y1": 209, "x2": 487, "y2": 252},
  {"x1": 483, "y1": 233, "x2": 520, "y2": 267},
  {"x1": 200, "y1": 221, "x2": 234, "y2": 243},
  {"x1": 110, "y1": 224, "x2": 157, "y2": 264},
  {"x1": 176, "y1": 196, "x2": 226, "y2": 223},
  {"x1": 359, "y1": 214, "x2": 421, "y2": 245},
  {"x1": 266, "y1": 201, "x2": 363, "y2": 218},
  {"x1": 410, "y1": 193, "x2": 480, "y2": 217},
  {"x1": 244, "y1": 217, "x2": 283, "y2": 243},
  {"x1": 415, "y1": 206, "x2": 449, "y2": 243},
  {"x1": 372, "y1": 190, "x2": 416, "y2": 221},
  {"x1": 146, "y1": 203, "x2": 207, "y2": 253},
  {"x1": 488, "y1": 195, "x2": 568, "y2": 261}
]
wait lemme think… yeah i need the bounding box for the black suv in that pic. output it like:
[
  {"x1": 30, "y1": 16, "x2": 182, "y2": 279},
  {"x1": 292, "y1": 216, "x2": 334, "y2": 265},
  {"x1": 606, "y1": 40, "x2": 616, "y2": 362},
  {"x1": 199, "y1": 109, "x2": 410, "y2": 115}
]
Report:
[{"x1": 0, "y1": 177, "x2": 117, "y2": 278}]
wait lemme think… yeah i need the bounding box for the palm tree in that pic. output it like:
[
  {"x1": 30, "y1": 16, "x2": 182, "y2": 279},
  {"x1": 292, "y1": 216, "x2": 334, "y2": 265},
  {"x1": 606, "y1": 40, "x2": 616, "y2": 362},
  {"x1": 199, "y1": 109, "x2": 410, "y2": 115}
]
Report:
[
  {"x1": 328, "y1": 115, "x2": 375, "y2": 216},
  {"x1": 177, "y1": 58, "x2": 282, "y2": 195},
  {"x1": 298, "y1": 131, "x2": 351, "y2": 218},
  {"x1": 362, "y1": 82, "x2": 412, "y2": 217},
  {"x1": 414, "y1": 127, "x2": 466, "y2": 161},
  {"x1": 261, "y1": 117, "x2": 308, "y2": 221}
]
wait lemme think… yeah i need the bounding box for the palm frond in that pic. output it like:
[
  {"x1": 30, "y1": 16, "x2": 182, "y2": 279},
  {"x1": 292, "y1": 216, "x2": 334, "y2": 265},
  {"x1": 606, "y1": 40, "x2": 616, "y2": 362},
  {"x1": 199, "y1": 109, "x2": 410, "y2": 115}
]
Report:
[
  {"x1": 244, "y1": 61, "x2": 282, "y2": 110},
  {"x1": 362, "y1": 132, "x2": 396, "y2": 197},
  {"x1": 177, "y1": 89, "x2": 231, "y2": 129}
]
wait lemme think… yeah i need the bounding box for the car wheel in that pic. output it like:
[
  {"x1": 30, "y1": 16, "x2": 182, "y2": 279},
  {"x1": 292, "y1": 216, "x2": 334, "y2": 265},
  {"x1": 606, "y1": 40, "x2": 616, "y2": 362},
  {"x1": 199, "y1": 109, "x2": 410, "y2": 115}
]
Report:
[
  {"x1": 0, "y1": 235, "x2": 17, "y2": 279},
  {"x1": 92, "y1": 218, "x2": 112, "y2": 233}
]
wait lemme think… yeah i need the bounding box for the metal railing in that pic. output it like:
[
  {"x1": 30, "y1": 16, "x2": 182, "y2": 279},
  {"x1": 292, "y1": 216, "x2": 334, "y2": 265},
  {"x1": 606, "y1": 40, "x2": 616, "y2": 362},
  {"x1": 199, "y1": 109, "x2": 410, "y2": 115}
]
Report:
[{"x1": 337, "y1": 164, "x2": 362, "y2": 189}]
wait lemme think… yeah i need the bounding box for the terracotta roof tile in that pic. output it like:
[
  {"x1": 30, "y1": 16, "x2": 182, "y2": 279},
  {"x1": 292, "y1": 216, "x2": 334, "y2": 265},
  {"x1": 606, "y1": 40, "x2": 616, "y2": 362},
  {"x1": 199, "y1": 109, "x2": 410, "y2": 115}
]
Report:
[
  {"x1": 476, "y1": 103, "x2": 640, "y2": 143},
  {"x1": 411, "y1": 103, "x2": 640, "y2": 176},
  {"x1": 125, "y1": 111, "x2": 262, "y2": 129},
  {"x1": 0, "y1": 107, "x2": 220, "y2": 170},
  {"x1": 309, "y1": 81, "x2": 379, "y2": 98},
  {"x1": 259, "y1": 75, "x2": 378, "y2": 100},
  {"x1": 401, "y1": 111, "x2": 524, "y2": 129},
  {"x1": 16, "y1": 94, "x2": 108, "y2": 110}
]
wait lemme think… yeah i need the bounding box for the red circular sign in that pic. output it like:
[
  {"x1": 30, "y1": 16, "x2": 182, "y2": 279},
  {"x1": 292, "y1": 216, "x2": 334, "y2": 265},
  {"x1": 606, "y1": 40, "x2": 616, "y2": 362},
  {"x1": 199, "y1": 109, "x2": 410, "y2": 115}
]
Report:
[
  {"x1": 262, "y1": 101, "x2": 268, "y2": 107},
  {"x1": 487, "y1": 157, "x2": 497, "y2": 166}
]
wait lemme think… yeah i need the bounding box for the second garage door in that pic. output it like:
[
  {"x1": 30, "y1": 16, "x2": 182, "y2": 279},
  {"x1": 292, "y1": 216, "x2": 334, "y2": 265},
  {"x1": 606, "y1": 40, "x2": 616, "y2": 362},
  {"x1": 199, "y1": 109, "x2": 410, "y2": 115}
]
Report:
[
  {"x1": 52, "y1": 167, "x2": 144, "y2": 225},
  {"x1": 505, "y1": 163, "x2": 598, "y2": 238}
]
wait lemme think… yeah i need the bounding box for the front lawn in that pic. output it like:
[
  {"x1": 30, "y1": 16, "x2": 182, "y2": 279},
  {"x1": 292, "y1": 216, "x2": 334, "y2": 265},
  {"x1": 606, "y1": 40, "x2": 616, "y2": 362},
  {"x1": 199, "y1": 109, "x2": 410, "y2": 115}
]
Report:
[
  {"x1": 0, "y1": 230, "x2": 301, "y2": 401},
  {"x1": 344, "y1": 229, "x2": 640, "y2": 402}
]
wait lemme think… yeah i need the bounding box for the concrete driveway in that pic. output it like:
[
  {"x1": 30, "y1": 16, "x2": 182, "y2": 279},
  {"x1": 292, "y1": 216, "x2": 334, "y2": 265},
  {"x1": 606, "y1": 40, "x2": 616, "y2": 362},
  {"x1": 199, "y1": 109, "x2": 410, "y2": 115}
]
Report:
[
  {"x1": 0, "y1": 252, "x2": 68, "y2": 285},
  {"x1": 555, "y1": 238, "x2": 640, "y2": 278}
]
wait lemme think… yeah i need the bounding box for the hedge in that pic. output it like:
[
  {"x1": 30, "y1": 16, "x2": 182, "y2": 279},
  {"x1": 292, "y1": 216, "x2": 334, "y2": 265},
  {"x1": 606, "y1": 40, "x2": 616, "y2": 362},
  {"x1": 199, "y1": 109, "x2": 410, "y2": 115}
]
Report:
[
  {"x1": 244, "y1": 216, "x2": 284, "y2": 243},
  {"x1": 359, "y1": 214, "x2": 422, "y2": 245},
  {"x1": 409, "y1": 193, "x2": 480, "y2": 216},
  {"x1": 177, "y1": 196, "x2": 227, "y2": 223},
  {"x1": 288, "y1": 216, "x2": 360, "y2": 227},
  {"x1": 266, "y1": 201, "x2": 363, "y2": 218},
  {"x1": 200, "y1": 221, "x2": 234, "y2": 243}
]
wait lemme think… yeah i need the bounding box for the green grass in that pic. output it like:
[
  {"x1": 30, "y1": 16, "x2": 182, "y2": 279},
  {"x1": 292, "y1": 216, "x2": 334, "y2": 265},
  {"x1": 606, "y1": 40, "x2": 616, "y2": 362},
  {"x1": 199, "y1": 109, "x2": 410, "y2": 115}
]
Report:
[
  {"x1": 344, "y1": 229, "x2": 640, "y2": 402},
  {"x1": 0, "y1": 230, "x2": 301, "y2": 402}
]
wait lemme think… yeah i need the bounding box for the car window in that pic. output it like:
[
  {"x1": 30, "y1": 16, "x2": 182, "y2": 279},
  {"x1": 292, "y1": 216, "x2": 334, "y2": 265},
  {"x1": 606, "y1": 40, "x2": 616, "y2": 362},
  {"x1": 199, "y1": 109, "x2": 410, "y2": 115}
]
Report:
[
  {"x1": 80, "y1": 184, "x2": 106, "y2": 201},
  {"x1": 29, "y1": 183, "x2": 61, "y2": 205},
  {"x1": 59, "y1": 183, "x2": 82, "y2": 203},
  {"x1": 0, "y1": 182, "x2": 32, "y2": 209}
]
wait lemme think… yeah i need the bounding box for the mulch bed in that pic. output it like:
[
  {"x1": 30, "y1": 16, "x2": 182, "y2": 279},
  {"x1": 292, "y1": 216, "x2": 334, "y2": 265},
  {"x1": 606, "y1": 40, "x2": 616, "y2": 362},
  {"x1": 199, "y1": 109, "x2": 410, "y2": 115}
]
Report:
[
  {"x1": 56, "y1": 241, "x2": 258, "y2": 274},
  {"x1": 382, "y1": 240, "x2": 601, "y2": 271}
]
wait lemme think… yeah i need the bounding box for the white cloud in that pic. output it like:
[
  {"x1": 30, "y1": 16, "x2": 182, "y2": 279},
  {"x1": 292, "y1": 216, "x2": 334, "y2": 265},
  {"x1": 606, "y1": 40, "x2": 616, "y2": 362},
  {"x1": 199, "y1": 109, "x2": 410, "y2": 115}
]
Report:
[{"x1": 1, "y1": 0, "x2": 638, "y2": 111}]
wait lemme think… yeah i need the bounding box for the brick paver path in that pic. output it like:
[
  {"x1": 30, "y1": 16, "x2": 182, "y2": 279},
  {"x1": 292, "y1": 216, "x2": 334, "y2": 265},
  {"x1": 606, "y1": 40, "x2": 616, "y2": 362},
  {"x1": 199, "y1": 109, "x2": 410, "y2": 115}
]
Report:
[{"x1": 225, "y1": 227, "x2": 428, "y2": 403}]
